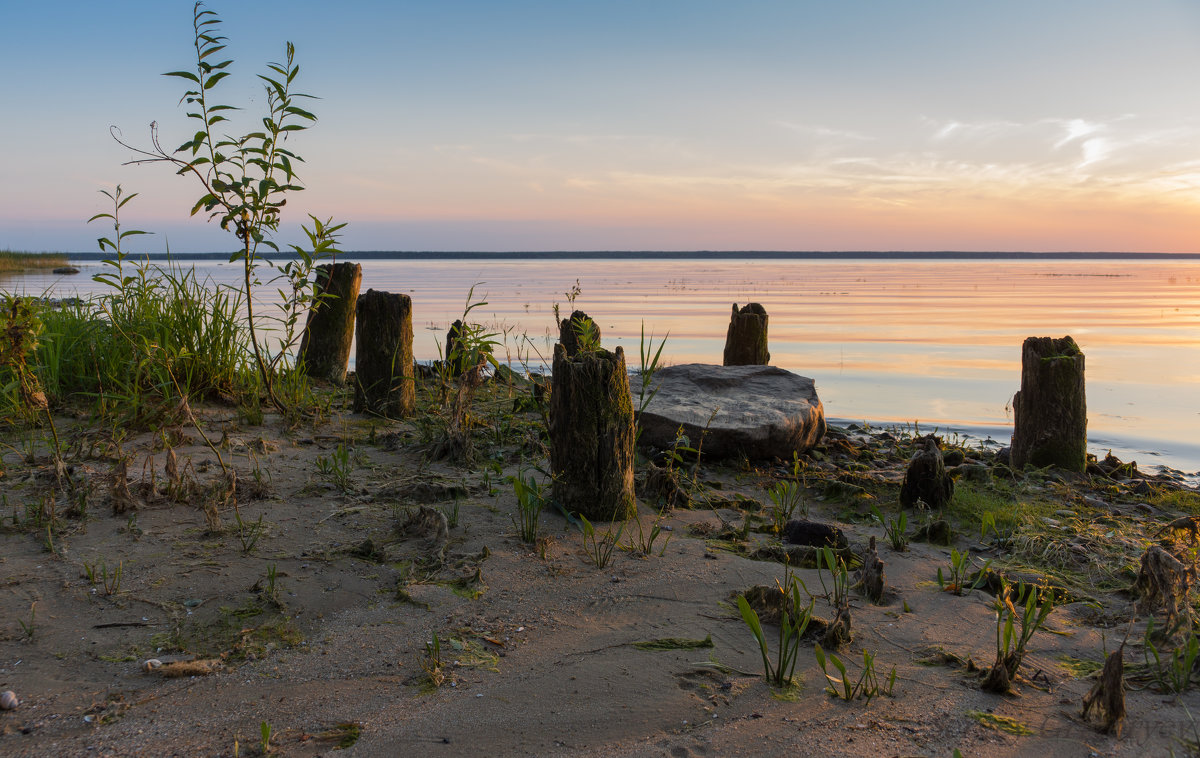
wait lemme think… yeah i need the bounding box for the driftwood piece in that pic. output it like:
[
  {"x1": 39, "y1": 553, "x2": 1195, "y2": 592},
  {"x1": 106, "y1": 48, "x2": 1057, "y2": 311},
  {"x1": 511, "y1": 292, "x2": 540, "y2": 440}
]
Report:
[
  {"x1": 353, "y1": 289, "x2": 415, "y2": 418},
  {"x1": 1133, "y1": 545, "x2": 1194, "y2": 626},
  {"x1": 1010, "y1": 335, "x2": 1087, "y2": 471},
  {"x1": 856, "y1": 536, "x2": 886, "y2": 603},
  {"x1": 549, "y1": 343, "x2": 635, "y2": 521},
  {"x1": 297, "y1": 262, "x2": 362, "y2": 385},
  {"x1": 822, "y1": 597, "x2": 853, "y2": 650},
  {"x1": 558, "y1": 310, "x2": 601, "y2": 358},
  {"x1": 1081, "y1": 643, "x2": 1125, "y2": 736},
  {"x1": 110, "y1": 458, "x2": 137, "y2": 515},
  {"x1": 723, "y1": 302, "x2": 769, "y2": 366}
]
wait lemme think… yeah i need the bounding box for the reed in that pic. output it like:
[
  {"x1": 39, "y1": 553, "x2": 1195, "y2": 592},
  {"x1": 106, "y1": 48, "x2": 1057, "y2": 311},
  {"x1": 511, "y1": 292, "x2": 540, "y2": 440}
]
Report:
[{"x1": 0, "y1": 250, "x2": 69, "y2": 274}]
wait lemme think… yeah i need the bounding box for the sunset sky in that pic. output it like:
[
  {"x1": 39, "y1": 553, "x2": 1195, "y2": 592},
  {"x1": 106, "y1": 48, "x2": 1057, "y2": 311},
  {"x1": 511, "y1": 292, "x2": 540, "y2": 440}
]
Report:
[{"x1": 3, "y1": 1, "x2": 1200, "y2": 253}]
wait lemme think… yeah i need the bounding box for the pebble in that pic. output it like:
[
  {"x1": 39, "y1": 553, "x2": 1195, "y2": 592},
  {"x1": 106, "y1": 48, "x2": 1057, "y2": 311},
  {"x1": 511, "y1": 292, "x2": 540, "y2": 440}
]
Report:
[
  {"x1": 142, "y1": 659, "x2": 163, "y2": 672},
  {"x1": 0, "y1": 690, "x2": 18, "y2": 710}
]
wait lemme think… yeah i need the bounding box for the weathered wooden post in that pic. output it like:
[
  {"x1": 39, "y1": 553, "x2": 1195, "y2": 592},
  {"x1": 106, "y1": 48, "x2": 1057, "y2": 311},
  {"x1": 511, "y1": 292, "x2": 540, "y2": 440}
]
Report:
[
  {"x1": 558, "y1": 310, "x2": 601, "y2": 357},
  {"x1": 549, "y1": 342, "x2": 636, "y2": 521},
  {"x1": 444, "y1": 319, "x2": 467, "y2": 376},
  {"x1": 1010, "y1": 335, "x2": 1087, "y2": 471},
  {"x1": 297, "y1": 262, "x2": 362, "y2": 384},
  {"x1": 353, "y1": 289, "x2": 415, "y2": 418},
  {"x1": 723, "y1": 302, "x2": 769, "y2": 366}
]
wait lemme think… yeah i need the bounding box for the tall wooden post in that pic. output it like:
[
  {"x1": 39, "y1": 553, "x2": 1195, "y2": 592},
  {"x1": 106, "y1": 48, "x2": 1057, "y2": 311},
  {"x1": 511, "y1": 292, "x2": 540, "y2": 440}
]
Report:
[
  {"x1": 1010, "y1": 336, "x2": 1087, "y2": 471},
  {"x1": 550, "y1": 343, "x2": 636, "y2": 522},
  {"x1": 297, "y1": 262, "x2": 362, "y2": 385},
  {"x1": 723, "y1": 303, "x2": 769, "y2": 366},
  {"x1": 353, "y1": 289, "x2": 415, "y2": 418}
]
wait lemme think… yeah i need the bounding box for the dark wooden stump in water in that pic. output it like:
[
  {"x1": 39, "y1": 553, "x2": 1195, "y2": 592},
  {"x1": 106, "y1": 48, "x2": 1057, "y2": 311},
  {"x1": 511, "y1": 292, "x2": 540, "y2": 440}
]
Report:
[
  {"x1": 723, "y1": 302, "x2": 769, "y2": 366},
  {"x1": 1010, "y1": 336, "x2": 1086, "y2": 472},
  {"x1": 549, "y1": 342, "x2": 635, "y2": 522},
  {"x1": 297, "y1": 262, "x2": 362, "y2": 385},
  {"x1": 353, "y1": 289, "x2": 414, "y2": 418},
  {"x1": 558, "y1": 310, "x2": 601, "y2": 357}
]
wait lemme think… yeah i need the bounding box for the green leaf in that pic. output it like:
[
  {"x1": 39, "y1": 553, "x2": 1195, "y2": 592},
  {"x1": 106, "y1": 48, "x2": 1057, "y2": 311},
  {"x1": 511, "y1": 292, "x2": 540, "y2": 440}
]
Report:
[
  {"x1": 284, "y1": 105, "x2": 317, "y2": 120},
  {"x1": 203, "y1": 71, "x2": 231, "y2": 89},
  {"x1": 163, "y1": 70, "x2": 200, "y2": 83},
  {"x1": 198, "y1": 44, "x2": 228, "y2": 61},
  {"x1": 736, "y1": 595, "x2": 764, "y2": 640}
]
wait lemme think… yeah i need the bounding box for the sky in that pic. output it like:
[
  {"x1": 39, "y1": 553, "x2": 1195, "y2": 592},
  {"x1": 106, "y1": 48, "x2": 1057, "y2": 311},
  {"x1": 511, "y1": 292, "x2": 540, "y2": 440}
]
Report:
[{"x1": 3, "y1": 1, "x2": 1200, "y2": 253}]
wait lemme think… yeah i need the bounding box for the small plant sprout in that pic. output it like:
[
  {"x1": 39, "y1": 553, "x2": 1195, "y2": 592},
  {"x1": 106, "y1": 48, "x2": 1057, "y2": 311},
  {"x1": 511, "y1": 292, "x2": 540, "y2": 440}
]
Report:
[
  {"x1": 634, "y1": 322, "x2": 668, "y2": 444},
  {"x1": 509, "y1": 468, "x2": 546, "y2": 544},
  {"x1": 981, "y1": 580, "x2": 1055, "y2": 693},
  {"x1": 18, "y1": 602, "x2": 36, "y2": 641},
  {"x1": 569, "y1": 313, "x2": 601, "y2": 352},
  {"x1": 816, "y1": 546, "x2": 851, "y2": 608},
  {"x1": 1141, "y1": 620, "x2": 1199, "y2": 694},
  {"x1": 580, "y1": 514, "x2": 624, "y2": 570},
  {"x1": 869, "y1": 503, "x2": 908, "y2": 552},
  {"x1": 736, "y1": 566, "x2": 813, "y2": 689},
  {"x1": 814, "y1": 644, "x2": 897, "y2": 703},
  {"x1": 622, "y1": 507, "x2": 672, "y2": 557},
  {"x1": 422, "y1": 631, "x2": 446, "y2": 689},
  {"x1": 937, "y1": 547, "x2": 991, "y2": 595},
  {"x1": 259, "y1": 721, "x2": 273, "y2": 755},
  {"x1": 767, "y1": 479, "x2": 805, "y2": 534},
  {"x1": 235, "y1": 512, "x2": 266, "y2": 554},
  {"x1": 263, "y1": 563, "x2": 282, "y2": 608},
  {"x1": 440, "y1": 498, "x2": 461, "y2": 529},
  {"x1": 315, "y1": 443, "x2": 354, "y2": 493},
  {"x1": 84, "y1": 559, "x2": 124, "y2": 596}
]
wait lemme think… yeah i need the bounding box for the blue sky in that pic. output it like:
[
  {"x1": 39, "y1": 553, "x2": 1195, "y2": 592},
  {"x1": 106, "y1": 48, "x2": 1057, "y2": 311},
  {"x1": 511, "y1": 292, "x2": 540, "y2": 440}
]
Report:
[{"x1": 3, "y1": 1, "x2": 1200, "y2": 252}]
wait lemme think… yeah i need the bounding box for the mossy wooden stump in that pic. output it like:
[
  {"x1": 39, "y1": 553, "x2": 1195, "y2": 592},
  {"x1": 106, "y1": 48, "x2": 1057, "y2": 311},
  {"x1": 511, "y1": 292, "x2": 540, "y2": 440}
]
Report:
[
  {"x1": 900, "y1": 435, "x2": 954, "y2": 509},
  {"x1": 353, "y1": 289, "x2": 415, "y2": 418},
  {"x1": 1010, "y1": 335, "x2": 1086, "y2": 472},
  {"x1": 549, "y1": 343, "x2": 635, "y2": 522},
  {"x1": 297, "y1": 262, "x2": 362, "y2": 385},
  {"x1": 558, "y1": 310, "x2": 601, "y2": 357},
  {"x1": 723, "y1": 302, "x2": 769, "y2": 366}
]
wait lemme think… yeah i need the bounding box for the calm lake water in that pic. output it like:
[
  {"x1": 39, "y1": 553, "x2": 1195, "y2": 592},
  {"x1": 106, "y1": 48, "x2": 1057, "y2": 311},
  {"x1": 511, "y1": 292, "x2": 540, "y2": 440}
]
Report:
[{"x1": 7, "y1": 256, "x2": 1200, "y2": 480}]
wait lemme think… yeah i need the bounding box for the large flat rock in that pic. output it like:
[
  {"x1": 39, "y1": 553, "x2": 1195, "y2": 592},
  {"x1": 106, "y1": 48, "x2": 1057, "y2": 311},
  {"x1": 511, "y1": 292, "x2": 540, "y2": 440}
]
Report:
[{"x1": 629, "y1": 363, "x2": 826, "y2": 460}]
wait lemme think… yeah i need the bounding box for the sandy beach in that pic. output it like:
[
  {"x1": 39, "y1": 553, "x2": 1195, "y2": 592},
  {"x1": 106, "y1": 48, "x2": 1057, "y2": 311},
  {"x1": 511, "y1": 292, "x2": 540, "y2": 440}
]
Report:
[{"x1": 2, "y1": 375, "x2": 1198, "y2": 757}]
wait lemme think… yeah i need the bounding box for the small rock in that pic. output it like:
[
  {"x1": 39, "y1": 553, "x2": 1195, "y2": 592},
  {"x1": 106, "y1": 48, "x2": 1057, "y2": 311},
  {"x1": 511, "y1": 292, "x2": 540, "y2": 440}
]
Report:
[
  {"x1": 53, "y1": 266, "x2": 80, "y2": 275},
  {"x1": 782, "y1": 519, "x2": 848, "y2": 549},
  {"x1": 142, "y1": 658, "x2": 163, "y2": 672},
  {"x1": 0, "y1": 690, "x2": 17, "y2": 710},
  {"x1": 913, "y1": 519, "x2": 953, "y2": 545}
]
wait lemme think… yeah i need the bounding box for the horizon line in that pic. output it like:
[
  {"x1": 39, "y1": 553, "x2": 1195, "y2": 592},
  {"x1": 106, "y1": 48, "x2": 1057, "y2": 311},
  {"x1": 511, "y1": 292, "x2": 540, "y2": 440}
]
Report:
[{"x1": 63, "y1": 250, "x2": 1200, "y2": 261}]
